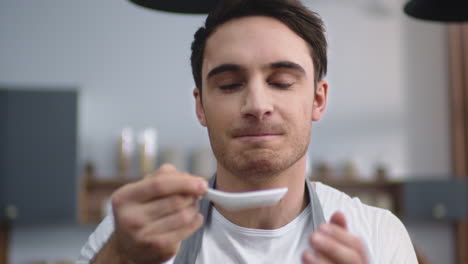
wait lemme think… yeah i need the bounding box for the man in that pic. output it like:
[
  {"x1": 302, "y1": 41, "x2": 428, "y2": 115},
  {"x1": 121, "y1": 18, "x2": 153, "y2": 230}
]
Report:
[{"x1": 78, "y1": 0, "x2": 418, "y2": 263}]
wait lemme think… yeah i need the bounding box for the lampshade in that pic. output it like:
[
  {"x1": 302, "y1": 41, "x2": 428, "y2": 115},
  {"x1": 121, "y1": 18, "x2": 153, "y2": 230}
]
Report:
[
  {"x1": 128, "y1": 0, "x2": 218, "y2": 14},
  {"x1": 404, "y1": 0, "x2": 468, "y2": 22}
]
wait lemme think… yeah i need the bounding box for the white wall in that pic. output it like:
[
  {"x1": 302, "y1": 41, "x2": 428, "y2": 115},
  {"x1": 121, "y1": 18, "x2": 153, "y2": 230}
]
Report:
[{"x1": 0, "y1": 0, "x2": 454, "y2": 263}]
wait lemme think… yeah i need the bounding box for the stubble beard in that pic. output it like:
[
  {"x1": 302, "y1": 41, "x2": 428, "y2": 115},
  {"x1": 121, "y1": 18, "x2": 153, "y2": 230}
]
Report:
[{"x1": 208, "y1": 126, "x2": 311, "y2": 183}]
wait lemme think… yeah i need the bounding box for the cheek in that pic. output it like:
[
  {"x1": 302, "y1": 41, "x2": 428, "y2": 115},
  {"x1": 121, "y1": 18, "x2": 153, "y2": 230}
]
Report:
[
  {"x1": 301, "y1": 95, "x2": 315, "y2": 120},
  {"x1": 277, "y1": 103, "x2": 312, "y2": 138},
  {"x1": 204, "y1": 99, "x2": 238, "y2": 128},
  {"x1": 289, "y1": 105, "x2": 313, "y2": 138},
  {"x1": 292, "y1": 97, "x2": 314, "y2": 123},
  {"x1": 303, "y1": 104, "x2": 313, "y2": 122}
]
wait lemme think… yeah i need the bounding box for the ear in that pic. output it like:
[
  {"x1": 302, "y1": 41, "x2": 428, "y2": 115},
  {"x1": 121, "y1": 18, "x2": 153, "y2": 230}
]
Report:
[
  {"x1": 312, "y1": 80, "x2": 328, "y2": 121},
  {"x1": 193, "y1": 88, "x2": 207, "y2": 127}
]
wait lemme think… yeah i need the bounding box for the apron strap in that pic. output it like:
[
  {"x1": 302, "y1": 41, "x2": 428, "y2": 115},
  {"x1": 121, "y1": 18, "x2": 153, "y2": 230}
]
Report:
[
  {"x1": 173, "y1": 176, "x2": 215, "y2": 264},
  {"x1": 306, "y1": 180, "x2": 326, "y2": 231}
]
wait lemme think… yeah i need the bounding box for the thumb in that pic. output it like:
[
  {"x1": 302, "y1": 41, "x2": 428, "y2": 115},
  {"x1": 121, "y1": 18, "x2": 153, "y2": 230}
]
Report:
[
  {"x1": 330, "y1": 211, "x2": 347, "y2": 229},
  {"x1": 156, "y1": 163, "x2": 178, "y2": 173}
]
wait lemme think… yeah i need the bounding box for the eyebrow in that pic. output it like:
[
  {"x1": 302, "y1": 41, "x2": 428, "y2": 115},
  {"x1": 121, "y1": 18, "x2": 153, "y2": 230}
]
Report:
[
  {"x1": 206, "y1": 60, "x2": 306, "y2": 80},
  {"x1": 269, "y1": 61, "x2": 305, "y2": 74},
  {"x1": 207, "y1": 64, "x2": 242, "y2": 80}
]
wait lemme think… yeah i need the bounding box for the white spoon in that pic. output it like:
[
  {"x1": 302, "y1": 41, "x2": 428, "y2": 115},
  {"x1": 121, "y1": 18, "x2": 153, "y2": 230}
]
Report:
[{"x1": 204, "y1": 187, "x2": 288, "y2": 211}]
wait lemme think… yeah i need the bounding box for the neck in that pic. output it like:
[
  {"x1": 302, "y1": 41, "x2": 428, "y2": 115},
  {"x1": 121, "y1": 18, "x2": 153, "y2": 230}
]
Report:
[{"x1": 214, "y1": 155, "x2": 309, "y2": 229}]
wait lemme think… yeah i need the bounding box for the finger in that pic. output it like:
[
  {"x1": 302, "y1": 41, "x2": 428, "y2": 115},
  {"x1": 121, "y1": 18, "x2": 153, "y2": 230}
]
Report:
[
  {"x1": 113, "y1": 195, "x2": 199, "y2": 233},
  {"x1": 135, "y1": 213, "x2": 204, "y2": 263},
  {"x1": 112, "y1": 173, "x2": 207, "y2": 205},
  {"x1": 144, "y1": 163, "x2": 178, "y2": 178},
  {"x1": 139, "y1": 205, "x2": 202, "y2": 236},
  {"x1": 314, "y1": 253, "x2": 334, "y2": 264},
  {"x1": 317, "y1": 223, "x2": 367, "y2": 260},
  {"x1": 151, "y1": 213, "x2": 204, "y2": 259},
  {"x1": 154, "y1": 163, "x2": 178, "y2": 174},
  {"x1": 302, "y1": 250, "x2": 315, "y2": 264},
  {"x1": 159, "y1": 213, "x2": 204, "y2": 243},
  {"x1": 309, "y1": 231, "x2": 363, "y2": 264},
  {"x1": 302, "y1": 251, "x2": 333, "y2": 264},
  {"x1": 142, "y1": 195, "x2": 199, "y2": 219},
  {"x1": 329, "y1": 211, "x2": 347, "y2": 229}
]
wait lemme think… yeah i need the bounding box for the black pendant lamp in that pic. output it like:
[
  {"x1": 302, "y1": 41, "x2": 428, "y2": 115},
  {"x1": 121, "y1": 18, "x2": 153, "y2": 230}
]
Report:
[
  {"x1": 404, "y1": 0, "x2": 468, "y2": 22},
  {"x1": 128, "y1": 0, "x2": 219, "y2": 14}
]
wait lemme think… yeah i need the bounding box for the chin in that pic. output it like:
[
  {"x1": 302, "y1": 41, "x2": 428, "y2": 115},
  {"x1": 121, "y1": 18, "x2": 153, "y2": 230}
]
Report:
[
  {"x1": 228, "y1": 151, "x2": 289, "y2": 178},
  {"x1": 241, "y1": 159, "x2": 278, "y2": 177}
]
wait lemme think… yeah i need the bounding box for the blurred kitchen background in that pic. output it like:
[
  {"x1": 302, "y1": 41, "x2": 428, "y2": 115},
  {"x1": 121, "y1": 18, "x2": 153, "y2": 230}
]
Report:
[{"x1": 0, "y1": 0, "x2": 467, "y2": 263}]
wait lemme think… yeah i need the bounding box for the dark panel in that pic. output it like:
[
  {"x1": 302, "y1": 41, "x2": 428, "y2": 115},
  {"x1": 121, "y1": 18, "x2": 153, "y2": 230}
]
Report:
[
  {"x1": 1, "y1": 89, "x2": 77, "y2": 224},
  {"x1": 0, "y1": 91, "x2": 7, "y2": 221},
  {"x1": 403, "y1": 179, "x2": 468, "y2": 221}
]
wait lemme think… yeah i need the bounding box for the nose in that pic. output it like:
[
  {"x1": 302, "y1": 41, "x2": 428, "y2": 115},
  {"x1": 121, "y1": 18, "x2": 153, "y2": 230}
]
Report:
[{"x1": 240, "y1": 80, "x2": 274, "y2": 121}]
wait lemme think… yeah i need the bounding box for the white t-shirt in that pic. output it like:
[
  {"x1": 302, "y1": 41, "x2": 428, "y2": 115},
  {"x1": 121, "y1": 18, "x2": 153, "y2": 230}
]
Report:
[{"x1": 77, "y1": 182, "x2": 418, "y2": 264}]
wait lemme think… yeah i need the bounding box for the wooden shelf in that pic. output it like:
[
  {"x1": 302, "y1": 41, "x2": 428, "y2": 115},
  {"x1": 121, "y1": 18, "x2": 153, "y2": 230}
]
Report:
[
  {"x1": 321, "y1": 179, "x2": 402, "y2": 189},
  {"x1": 86, "y1": 178, "x2": 135, "y2": 189},
  {"x1": 78, "y1": 175, "x2": 139, "y2": 225},
  {"x1": 320, "y1": 179, "x2": 403, "y2": 216}
]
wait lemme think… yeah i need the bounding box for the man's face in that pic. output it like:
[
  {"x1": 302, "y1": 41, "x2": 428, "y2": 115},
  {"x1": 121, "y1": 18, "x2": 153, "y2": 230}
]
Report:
[{"x1": 194, "y1": 16, "x2": 328, "y2": 180}]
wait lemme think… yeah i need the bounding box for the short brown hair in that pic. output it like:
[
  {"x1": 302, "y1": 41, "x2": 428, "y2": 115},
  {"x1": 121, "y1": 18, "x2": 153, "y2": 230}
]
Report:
[{"x1": 190, "y1": 0, "x2": 328, "y2": 91}]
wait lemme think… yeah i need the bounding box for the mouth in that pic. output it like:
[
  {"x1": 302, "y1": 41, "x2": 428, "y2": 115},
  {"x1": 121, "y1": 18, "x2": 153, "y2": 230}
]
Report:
[
  {"x1": 233, "y1": 133, "x2": 283, "y2": 145},
  {"x1": 234, "y1": 133, "x2": 282, "y2": 138},
  {"x1": 230, "y1": 124, "x2": 285, "y2": 142}
]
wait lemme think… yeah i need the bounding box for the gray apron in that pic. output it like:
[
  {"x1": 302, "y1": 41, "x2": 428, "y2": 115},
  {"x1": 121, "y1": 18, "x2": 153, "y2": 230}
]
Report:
[{"x1": 174, "y1": 176, "x2": 326, "y2": 264}]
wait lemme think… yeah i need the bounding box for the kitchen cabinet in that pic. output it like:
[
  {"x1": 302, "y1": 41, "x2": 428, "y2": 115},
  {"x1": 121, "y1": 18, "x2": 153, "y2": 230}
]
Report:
[
  {"x1": 0, "y1": 88, "x2": 78, "y2": 225},
  {"x1": 403, "y1": 179, "x2": 467, "y2": 221}
]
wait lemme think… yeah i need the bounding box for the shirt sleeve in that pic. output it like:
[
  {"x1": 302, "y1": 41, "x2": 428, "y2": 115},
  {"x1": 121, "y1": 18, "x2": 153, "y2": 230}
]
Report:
[
  {"x1": 375, "y1": 210, "x2": 418, "y2": 264},
  {"x1": 76, "y1": 215, "x2": 115, "y2": 264}
]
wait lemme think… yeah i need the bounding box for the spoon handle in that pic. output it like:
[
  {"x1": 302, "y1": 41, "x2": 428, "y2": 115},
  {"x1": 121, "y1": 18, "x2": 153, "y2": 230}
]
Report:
[{"x1": 203, "y1": 187, "x2": 288, "y2": 211}]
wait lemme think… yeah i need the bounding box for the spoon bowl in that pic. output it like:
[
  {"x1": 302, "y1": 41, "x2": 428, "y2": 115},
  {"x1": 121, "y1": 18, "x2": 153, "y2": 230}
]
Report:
[{"x1": 204, "y1": 187, "x2": 288, "y2": 211}]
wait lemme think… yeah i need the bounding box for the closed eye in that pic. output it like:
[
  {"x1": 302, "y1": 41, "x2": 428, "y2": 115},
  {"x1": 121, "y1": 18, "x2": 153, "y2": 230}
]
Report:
[
  {"x1": 270, "y1": 82, "x2": 293, "y2": 89},
  {"x1": 220, "y1": 83, "x2": 243, "y2": 91}
]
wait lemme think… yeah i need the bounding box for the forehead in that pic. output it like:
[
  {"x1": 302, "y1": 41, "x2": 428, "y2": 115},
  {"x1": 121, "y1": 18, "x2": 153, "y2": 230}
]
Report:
[{"x1": 203, "y1": 16, "x2": 314, "y2": 78}]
